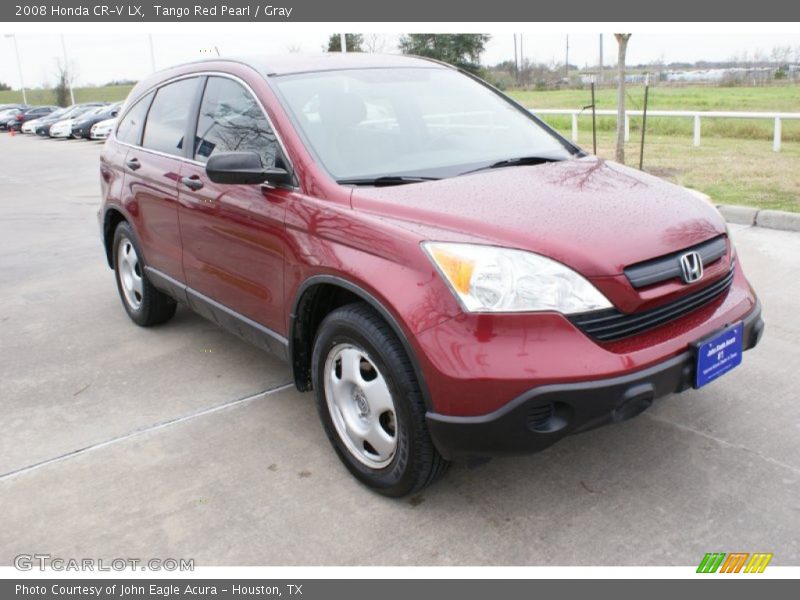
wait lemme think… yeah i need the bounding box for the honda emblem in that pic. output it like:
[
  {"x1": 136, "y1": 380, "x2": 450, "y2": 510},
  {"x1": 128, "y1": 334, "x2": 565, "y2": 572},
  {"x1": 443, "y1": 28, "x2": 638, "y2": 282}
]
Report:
[{"x1": 680, "y1": 251, "x2": 704, "y2": 283}]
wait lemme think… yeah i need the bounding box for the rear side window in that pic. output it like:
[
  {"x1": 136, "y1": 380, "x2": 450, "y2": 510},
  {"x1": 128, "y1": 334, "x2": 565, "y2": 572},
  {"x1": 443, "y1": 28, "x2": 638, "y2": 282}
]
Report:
[
  {"x1": 142, "y1": 78, "x2": 199, "y2": 156},
  {"x1": 193, "y1": 76, "x2": 279, "y2": 168},
  {"x1": 116, "y1": 92, "x2": 154, "y2": 146}
]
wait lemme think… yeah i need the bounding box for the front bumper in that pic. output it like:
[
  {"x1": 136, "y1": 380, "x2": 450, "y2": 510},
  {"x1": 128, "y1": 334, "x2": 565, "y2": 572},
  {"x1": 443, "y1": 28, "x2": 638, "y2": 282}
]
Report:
[{"x1": 426, "y1": 300, "x2": 763, "y2": 460}]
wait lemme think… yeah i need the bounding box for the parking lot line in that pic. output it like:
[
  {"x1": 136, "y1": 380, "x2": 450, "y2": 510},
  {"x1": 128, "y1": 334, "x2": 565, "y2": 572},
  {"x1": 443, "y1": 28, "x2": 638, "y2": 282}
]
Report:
[{"x1": 0, "y1": 382, "x2": 293, "y2": 483}]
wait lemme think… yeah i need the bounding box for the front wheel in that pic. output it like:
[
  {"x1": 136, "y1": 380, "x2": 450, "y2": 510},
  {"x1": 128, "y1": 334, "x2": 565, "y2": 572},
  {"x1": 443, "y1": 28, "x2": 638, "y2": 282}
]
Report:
[{"x1": 311, "y1": 303, "x2": 448, "y2": 496}]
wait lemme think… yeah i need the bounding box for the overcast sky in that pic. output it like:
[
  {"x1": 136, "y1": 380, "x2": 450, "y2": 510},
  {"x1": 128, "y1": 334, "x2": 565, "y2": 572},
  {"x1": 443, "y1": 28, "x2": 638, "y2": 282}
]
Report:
[{"x1": 1, "y1": 32, "x2": 798, "y2": 88}]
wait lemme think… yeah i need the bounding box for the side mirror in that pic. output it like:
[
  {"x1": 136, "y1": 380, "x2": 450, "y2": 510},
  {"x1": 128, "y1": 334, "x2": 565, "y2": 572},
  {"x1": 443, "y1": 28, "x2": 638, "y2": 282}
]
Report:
[{"x1": 205, "y1": 151, "x2": 293, "y2": 187}]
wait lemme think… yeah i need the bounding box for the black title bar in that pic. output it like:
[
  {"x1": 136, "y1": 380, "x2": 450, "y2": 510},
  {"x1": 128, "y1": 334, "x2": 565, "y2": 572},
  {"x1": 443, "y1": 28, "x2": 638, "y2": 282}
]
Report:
[{"x1": 4, "y1": 0, "x2": 800, "y2": 22}]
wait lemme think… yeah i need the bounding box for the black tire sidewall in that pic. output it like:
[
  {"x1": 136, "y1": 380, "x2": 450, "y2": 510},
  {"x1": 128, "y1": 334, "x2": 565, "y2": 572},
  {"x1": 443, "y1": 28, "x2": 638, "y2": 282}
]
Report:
[
  {"x1": 312, "y1": 309, "x2": 423, "y2": 496},
  {"x1": 112, "y1": 222, "x2": 149, "y2": 326}
]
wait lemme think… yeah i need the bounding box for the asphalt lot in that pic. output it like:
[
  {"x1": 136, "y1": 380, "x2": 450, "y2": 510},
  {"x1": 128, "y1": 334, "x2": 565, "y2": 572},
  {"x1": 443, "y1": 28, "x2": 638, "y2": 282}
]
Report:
[{"x1": 1, "y1": 133, "x2": 798, "y2": 567}]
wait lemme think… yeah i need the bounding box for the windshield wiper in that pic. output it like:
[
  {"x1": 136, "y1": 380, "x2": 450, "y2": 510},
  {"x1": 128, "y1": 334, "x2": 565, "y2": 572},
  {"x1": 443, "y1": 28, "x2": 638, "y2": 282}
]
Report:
[
  {"x1": 337, "y1": 176, "x2": 439, "y2": 187},
  {"x1": 459, "y1": 156, "x2": 558, "y2": 176}
]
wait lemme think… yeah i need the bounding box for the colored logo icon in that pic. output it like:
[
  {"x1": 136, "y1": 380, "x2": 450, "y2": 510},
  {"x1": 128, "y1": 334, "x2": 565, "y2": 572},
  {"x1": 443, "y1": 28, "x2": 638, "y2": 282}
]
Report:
[{"x1": 697, "y1": 552, "x2": 773, "y2": 573}]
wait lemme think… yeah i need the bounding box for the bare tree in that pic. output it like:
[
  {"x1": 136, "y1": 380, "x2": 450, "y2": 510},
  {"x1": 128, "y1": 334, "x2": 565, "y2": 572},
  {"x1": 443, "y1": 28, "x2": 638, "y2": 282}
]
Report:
[
  {"x1": 285, "y1": 43, "x2": 302, "y2": 54},
  {"x1": 770, "y1": 45, "x2": 792, "y2": 66},
  {"x1": 614, "y1": 34, "x2": 631, "y2": 164},
  {"x1": 54, "y1": 59, "x2": 76, "y2": 107},
  {"x1": 363, "y1": 34, "x2": 387, "y2": 53}
]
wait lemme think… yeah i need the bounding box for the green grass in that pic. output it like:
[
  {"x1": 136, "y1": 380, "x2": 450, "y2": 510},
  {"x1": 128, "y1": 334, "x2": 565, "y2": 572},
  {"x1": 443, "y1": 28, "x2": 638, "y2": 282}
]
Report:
[
  {"x1": 521, "y1": 86, "x2": 800, "y2": 211},
  {"x1": 509, "y1": 85, "x2": 800, "y2": 112},
  {"x1": 510, "y1": 85, "x2": 800, "y2": 143},
  {"x1": 564, "y1": 129, "x2": 800, "y2": 213},
  {"x1": 0, "y1": 85, "x2": 133, "y2": 106}
]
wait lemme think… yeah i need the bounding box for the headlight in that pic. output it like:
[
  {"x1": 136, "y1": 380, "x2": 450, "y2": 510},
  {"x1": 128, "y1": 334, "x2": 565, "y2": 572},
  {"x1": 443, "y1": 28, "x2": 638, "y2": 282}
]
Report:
[{"x1": 422, "y1": 242, "x2": 612, "y2": 314}]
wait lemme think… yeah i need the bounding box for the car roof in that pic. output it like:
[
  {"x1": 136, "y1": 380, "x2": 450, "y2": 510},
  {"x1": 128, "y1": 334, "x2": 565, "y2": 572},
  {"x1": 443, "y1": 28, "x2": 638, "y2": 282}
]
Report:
[{"x1": 178, "y1": 53, "x2": 452, "y2": 77}]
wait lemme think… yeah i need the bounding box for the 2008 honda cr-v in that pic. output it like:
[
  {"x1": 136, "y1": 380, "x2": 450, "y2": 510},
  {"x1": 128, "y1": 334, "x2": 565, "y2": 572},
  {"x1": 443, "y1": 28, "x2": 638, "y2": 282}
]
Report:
[{"x1": 99, "y1": 54, "x2": 763, "y2": 496}]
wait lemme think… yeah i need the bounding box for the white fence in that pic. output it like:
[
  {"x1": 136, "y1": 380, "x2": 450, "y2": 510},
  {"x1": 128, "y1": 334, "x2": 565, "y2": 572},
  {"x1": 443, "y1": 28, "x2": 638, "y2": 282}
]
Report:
[{"x1": 533, "y1": 109, "x2": 800, "y2": 152}]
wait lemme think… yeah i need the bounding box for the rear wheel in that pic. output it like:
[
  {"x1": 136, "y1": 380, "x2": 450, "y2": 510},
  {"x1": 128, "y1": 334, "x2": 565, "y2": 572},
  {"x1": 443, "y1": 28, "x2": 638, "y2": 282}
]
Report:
[
  {"x1": 312, "y1": 303, "x2": 449, "y2": 496},
  {"x1": 112, "y1": 222, "x2": 176, "y2": 327}
]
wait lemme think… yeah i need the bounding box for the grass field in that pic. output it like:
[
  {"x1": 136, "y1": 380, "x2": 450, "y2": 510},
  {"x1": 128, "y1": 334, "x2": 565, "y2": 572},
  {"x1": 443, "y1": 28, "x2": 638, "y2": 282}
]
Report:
[
  {"x1": 510, "y1": 85, "x2": 800, "y2": 112},
  {"x1": 2, "y1": 83, "x2": 797, "y2": 212},
  {"x1": 509, "y1": 85, "x2": 800, "y2": 142},
  {"x1": 563, "y1": 130, "x2": 800, "y2": 213},
  {"x1": 512, "y1": 86, "x2": 800, "y2": 212},
  {"x1": 0, "y1": 85, "x2": 133, "y2": 106}
]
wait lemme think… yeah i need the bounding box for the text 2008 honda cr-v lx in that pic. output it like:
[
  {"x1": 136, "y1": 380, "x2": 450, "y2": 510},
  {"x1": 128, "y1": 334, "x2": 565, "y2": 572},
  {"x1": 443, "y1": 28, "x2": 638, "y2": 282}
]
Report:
[{"x1": 99, "y1": 54, "x2": 763, "y2": 496}]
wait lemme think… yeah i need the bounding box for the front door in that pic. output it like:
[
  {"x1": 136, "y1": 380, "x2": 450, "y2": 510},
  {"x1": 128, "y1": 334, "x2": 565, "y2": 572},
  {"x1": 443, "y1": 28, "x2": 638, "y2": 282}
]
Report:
[{"x1": 178, "y1": 75, "x2": 290, "y2": 336}]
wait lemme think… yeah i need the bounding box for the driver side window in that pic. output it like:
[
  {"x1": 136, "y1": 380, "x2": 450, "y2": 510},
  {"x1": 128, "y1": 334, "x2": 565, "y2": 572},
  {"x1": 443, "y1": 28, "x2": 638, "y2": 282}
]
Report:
[{"x1": 193, "y1": 77, "x2": 279, "y2": 169}]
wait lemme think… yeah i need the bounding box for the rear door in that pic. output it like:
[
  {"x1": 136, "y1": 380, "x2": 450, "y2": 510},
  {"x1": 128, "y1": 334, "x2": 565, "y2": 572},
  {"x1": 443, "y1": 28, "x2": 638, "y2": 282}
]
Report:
[
  {"x1": 123, "y1": 77, "x2": 202, "y2": 282},
  {"x1": 177, "y1": 75, "x2": 290, "y2": 335}
]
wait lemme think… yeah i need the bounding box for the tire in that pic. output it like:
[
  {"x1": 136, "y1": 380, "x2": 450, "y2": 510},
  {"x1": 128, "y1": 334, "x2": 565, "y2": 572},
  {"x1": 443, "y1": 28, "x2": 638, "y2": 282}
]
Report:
[
  {"x1": 112, "y1": 221, "x2": 177, "y2": 327},
  {"x1": 311, "y1": 302, "x2": 449, "y2": 496}
]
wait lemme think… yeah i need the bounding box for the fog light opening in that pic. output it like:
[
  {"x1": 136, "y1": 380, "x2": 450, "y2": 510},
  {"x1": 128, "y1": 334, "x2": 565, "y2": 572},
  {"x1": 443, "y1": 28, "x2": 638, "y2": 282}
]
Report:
[{"x1": 526, "y1": 402, "x2": 569, "y2": 433}]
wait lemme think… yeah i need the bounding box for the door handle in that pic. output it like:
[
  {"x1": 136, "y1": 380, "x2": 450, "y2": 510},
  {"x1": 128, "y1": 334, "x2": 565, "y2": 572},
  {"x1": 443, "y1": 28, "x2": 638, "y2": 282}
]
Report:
[
  {"x1": 125, "y1": 157, "x2": 141, "y2": 171},
  {"x1": 181, "y1": 175, "x2": 204, "y2": 191}
]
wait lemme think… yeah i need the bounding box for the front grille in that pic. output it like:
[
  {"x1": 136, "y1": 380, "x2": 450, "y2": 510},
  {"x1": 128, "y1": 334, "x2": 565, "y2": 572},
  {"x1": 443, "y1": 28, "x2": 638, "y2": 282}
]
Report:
[
  {"x1": 624, "y1": 236, "x2": 727, "y2": 289},
  {"x1": 570, "y1": 268, "x2": 734, "y2": 342}
]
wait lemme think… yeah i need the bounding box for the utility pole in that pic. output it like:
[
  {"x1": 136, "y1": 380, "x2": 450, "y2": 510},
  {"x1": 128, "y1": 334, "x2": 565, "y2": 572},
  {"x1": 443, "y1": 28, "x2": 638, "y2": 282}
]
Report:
[
  {"x1": 148, "y1": 34, "x2": 156, "y2": 72},
  {"x1": 519, "y1": 33, "x2": 524, "y2": 83},
  {"x1": 60, "y1": 34, "x2": 75, "y2": 105},
  {"x1": 565, "y1": 35, "x2": 569, "y2": 80},
  {"x1": 513, "y1": 34, "x2": 518, "y2": 85},
  {"x1": 340, "y1": 33, "x2": 347, "y2": 53},
  {"x1": 4, "y1": 34, "x2": 26, "y2": 104},
  {"x1": 598, "y1": 34, "x2": 603, "y2": 83}
]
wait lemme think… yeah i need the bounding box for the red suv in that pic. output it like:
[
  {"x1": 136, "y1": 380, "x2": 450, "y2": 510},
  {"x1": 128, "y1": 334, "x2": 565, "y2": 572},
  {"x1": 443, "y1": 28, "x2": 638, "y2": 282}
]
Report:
[{"x1": 99, "y1": 54, "x2": 763, "y2": 496}]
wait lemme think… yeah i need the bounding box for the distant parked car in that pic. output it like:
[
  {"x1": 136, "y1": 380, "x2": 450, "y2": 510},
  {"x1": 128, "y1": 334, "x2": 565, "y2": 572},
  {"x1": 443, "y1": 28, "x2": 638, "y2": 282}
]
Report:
[
  {"x1": 72, "y1": 102, "x2": 122, "y2": 139},
  {"x1": 0, "y1": 106, "x2": 28, "y2": 129},
  {"x1": 6, "y1": 105, "x2": 58, "y2": 131},
  {"x1": 49, "y1": 117, "x2": 78, "y2": 138},
  {"x1": 90, "y1": 117, "x2": 116, "y2": 140},
  {"x1": 21, "y1": 108, "x2": 65, "y2": 134},
  {"x1": 54, "y1": 105, "x2": 114, "y2": 138},
  {"x1": 35, "y1": 103, "x2": 106, "y2": 137},
  {"x1": 22, "y1": 107, "x2": 70, "y2": 134}
]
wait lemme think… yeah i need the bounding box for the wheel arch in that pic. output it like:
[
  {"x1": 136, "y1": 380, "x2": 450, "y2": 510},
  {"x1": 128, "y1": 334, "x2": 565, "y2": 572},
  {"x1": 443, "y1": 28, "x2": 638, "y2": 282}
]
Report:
[
  {"x1": 289, "y1": 275, "x2": 433, "y2": 411},
  {"x1": 102, "y1": 205, "x2": 133, "y2": 268}
]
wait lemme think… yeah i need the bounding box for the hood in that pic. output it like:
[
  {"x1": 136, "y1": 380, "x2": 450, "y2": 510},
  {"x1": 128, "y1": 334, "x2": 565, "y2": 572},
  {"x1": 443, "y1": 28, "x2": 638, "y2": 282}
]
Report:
[{"x1": 350, "y1": 157, "x2": 725, "y2": 277}]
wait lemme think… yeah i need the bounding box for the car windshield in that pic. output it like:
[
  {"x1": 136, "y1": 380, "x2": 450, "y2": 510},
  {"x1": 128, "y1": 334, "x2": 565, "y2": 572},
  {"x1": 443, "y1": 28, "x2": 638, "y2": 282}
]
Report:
[{"x1": 272, "y1": 67, "x2": 576, "y2": 181}]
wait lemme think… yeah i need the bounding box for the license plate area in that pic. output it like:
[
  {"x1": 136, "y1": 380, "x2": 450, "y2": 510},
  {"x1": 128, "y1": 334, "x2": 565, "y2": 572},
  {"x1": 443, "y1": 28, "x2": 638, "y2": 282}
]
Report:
[{"x1": 693, "y1": 322, "x2": 744, "y2": 389}]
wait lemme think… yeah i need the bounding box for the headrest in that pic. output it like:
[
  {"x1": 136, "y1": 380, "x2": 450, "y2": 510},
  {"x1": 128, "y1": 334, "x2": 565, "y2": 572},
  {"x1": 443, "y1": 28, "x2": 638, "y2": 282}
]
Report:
[{"x1": 318, "y1": 91, "x2": 367, "y2": 128}]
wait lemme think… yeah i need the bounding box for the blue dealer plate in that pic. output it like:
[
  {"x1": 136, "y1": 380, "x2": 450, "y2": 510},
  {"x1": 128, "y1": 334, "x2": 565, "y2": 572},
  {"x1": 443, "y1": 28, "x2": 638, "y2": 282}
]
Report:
[{"x1": 694, "y1": 322, "x2": 744, "y2": 388}]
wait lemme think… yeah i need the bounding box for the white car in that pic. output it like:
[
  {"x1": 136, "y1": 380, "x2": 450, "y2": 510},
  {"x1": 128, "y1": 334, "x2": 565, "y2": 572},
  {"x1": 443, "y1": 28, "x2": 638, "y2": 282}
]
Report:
[
  {"x1": 49, "y1": 118, "x2": 78, "y2": 138},
  {"x1": 90, "y1": 117, "x2": 116, "y2": 140},
  {"x1": 21, "y1": 119, "x2": 40, "y2": 134}
]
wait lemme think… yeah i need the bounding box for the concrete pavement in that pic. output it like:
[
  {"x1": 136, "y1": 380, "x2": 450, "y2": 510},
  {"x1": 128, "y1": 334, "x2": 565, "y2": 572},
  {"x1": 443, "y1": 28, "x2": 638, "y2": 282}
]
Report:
[{"x1": 0, "y1": 133, "x2": 798, "y2": 566}]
